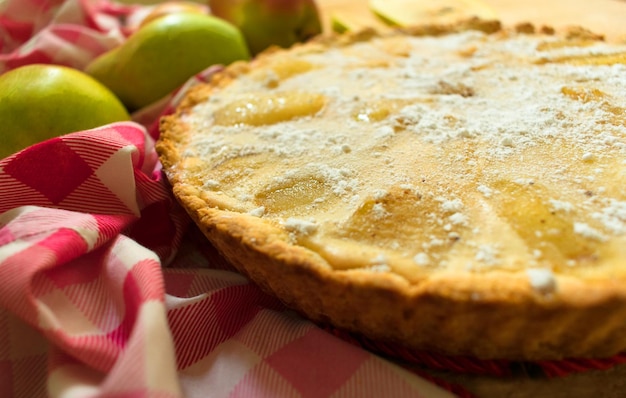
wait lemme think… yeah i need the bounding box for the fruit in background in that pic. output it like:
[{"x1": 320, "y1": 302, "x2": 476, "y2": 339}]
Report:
[
  {"x1": 0, "y1": 64, "x2": 130, "y2": 159},
  {"x1": 369, "y1": 0, "x2": 497, "y2": 27},
  {"x1": 117, "y1": 0, "x2": 204, "y2": 4},
  {"x1": 318, "y1": 0, "x2": 389, "y2": 33},
  {"x1": 85, "y1": 13, "x2": 250, "y2": 111},
  {"x1": 139, "y1": 1, "x2": 209, "y2": 28},
  {"x1": 330, "y1": 11, "x2": 385, "y2": 34},
  {"x1": 208, "y1": 0, "x2": 322, "y2": 56}
]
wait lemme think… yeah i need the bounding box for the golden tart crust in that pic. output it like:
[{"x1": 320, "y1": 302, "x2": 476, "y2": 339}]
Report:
[{"x1": 157, "y1": 20, "x2": 626, "y2": 360}]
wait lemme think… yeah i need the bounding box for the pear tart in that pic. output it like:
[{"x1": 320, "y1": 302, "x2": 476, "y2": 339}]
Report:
[{"x1": 157, "y1": 20, "x2": 626, "y2": 360}]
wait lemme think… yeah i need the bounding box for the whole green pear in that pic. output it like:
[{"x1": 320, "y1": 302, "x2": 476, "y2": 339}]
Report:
[
  {"x1": 209, "y1": 0, "x2": 322, "y2": 56},
  {"x1": 85, "y1": 13, "x2": 250, "y2": 111},
  {"x1": 0, "y1": 64, "x2": 130, "y2": 159}
]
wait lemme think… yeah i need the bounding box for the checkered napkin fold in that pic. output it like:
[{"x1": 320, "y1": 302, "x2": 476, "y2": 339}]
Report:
[{"x1": 0, "y1": 1, "x2": 455, "y2": 397}]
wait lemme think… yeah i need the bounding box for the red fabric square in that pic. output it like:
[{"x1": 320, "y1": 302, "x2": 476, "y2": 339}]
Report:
[
  {"x1": 37, "y1": 228, "x2": 89, "y2": 267},
  {"x1": 0, "y1": 360, "x2": 13, "y2": 396},
  {"x1": 106, "y1": 263, "x2": 142, "y2": 348},
  {"x1": 163, "y1": 272, "x2": 197, "y2": 298},
  {"x1": 168, "y1": 284, "x2": 280, "y2": 370},
  {"x1": 169, "y1": 296, "x2": 224, "y2": 369},
  {"x1": 0, "y1": 16, "x2": 34, "y2": 48},
  {"x1": 55, "y1": 26, "x2": 82, "y2": 43},
  {"x1": 212, "y1": 284, "x2": 280, "y2": 337},
  {"x1": 5, "y1": 50, "x2": 53, "y2": 70},
  {"x1": 127, "y1": 201, "x2": 176, "y2": 250},
  {"x1": 265, "y1": 328, "x2": 370, "y2": 398},
  {"x1": 42, "y1": 242, "x2": 101, "y2": 289},
  {"x1": 5, "y1": 139, "x2": 93, "y2": 204}
]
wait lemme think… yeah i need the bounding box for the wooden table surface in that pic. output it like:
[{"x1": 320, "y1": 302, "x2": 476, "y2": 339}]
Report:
[
  {"x1": 485, "y1": 0, "x2": 626, "y2": 41},
  {"x1": 317, "y1": 0, "x2": 626, "y2": 41}
]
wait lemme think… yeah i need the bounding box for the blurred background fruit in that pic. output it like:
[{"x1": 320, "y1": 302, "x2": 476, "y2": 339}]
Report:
[
  {"x1": 85, "y1": 12, "x2": 250, "y2": 111},
  {"x1": 209, "y1": 0, "x2": 322, "y2": 55},
  {"x1": 0, "y1": 64, "x2": 130, "y2": 159},
  {"x1": 319, "y1": 0, "x2": 388, "y2": 33},
  {"x1": 116, "y1": 0, "x2": 204, "y2": 4},
  {"x1": 369, "y1": 0, "x2": 497, "y2": 27},
  {"x1": 139, "y1": 1, "x2": 209, "y2": 27}
]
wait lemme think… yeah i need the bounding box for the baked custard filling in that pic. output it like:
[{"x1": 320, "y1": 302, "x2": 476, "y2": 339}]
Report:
[{"x1": 176, "y1": 29, "x2": 626, "y2": 291}]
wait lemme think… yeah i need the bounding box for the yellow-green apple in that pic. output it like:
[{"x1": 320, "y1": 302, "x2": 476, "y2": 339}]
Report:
[{"x1": 208, "y1": 0, "x2": 322, "y2": 55}]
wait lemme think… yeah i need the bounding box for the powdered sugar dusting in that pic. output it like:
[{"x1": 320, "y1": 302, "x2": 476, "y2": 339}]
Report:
[
  {"x1": 527, "y1": 268, "x2": 557, "y2": 294},
  {"x1": 177, "y1": 29, "x2": 626, "y2": 277}
]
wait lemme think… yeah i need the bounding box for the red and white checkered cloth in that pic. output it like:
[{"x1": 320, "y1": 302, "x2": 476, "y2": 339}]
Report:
[{"x1": 0, "y1": 1, "x2": 456, "y2": 397}]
